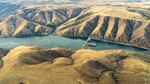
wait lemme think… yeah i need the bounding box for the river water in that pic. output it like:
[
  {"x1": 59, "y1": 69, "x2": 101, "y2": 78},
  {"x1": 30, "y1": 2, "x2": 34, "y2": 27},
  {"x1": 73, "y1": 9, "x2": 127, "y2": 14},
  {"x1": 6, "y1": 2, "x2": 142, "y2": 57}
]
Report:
[{"x1": 0, "y1": 35, "x2": 149, "y2": 55}]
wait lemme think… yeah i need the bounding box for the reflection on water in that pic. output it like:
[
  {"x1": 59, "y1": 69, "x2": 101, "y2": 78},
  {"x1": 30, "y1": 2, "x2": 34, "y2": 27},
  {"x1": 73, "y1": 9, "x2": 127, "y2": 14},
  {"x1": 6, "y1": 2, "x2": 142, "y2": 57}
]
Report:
[{"x1": 0, "y1": 35, "x2": 149, "y2": 55}]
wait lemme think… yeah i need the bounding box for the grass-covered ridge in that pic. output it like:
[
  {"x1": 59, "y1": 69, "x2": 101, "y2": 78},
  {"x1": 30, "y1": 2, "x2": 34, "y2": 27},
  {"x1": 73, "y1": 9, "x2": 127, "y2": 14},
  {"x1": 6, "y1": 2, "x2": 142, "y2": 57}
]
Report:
[{"x1": 0, "y1": 46, "x2": 149, "y2": 84}]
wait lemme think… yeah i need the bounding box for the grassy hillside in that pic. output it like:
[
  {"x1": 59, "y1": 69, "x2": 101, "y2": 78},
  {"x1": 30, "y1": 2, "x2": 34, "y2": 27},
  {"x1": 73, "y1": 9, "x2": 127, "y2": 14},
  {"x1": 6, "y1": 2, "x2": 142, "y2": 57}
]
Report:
[{"x1": 0, "y1": 46, "x2": 149, "y2": 84}]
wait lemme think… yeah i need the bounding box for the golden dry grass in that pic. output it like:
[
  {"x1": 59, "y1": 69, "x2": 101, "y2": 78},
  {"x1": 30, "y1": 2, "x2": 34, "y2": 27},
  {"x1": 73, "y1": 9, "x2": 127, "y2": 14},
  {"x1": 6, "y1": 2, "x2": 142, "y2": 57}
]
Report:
[{"x1": 0, "y1": 46, "x2": 149, "y2": 84}]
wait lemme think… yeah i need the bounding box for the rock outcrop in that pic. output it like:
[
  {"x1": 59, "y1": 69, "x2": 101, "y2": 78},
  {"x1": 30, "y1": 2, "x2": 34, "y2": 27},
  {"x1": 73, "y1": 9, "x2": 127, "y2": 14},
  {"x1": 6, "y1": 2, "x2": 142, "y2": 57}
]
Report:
[{"x1": 0, "y1": 46, "x2": 149, "y2": 84}]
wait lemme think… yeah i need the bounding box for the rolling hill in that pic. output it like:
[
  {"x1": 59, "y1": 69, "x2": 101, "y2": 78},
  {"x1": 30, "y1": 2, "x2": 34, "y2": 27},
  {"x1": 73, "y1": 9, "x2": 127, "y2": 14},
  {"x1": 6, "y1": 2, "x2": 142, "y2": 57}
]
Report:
[{"x1": 0, "y1": 46, "x2": 149, "y2": 84}]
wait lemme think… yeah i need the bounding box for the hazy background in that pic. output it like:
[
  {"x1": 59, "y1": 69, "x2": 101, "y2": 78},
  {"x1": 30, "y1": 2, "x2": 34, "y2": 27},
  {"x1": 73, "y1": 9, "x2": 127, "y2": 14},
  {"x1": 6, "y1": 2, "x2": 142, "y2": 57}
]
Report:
[{"x1": 0, "y1": 0, "x2": 149, "y2": 3}]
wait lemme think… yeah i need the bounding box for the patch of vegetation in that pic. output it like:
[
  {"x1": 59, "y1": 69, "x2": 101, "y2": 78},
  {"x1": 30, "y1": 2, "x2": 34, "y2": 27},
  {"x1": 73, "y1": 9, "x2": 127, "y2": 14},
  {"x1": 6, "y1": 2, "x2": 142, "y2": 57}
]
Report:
[{"x1": 47, "y1": 24, "x2": 56, "y2": 29}]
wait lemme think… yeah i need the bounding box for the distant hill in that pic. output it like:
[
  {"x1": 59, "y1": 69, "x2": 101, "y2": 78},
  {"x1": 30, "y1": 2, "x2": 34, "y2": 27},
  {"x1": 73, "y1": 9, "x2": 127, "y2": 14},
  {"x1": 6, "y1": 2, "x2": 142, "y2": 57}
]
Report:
[
  {"x1": 3, "y1": 0, "x2": 149, "y2": 3},
  {"x1": 0, "y1": 2, "x2": 21, "y2": 21}
]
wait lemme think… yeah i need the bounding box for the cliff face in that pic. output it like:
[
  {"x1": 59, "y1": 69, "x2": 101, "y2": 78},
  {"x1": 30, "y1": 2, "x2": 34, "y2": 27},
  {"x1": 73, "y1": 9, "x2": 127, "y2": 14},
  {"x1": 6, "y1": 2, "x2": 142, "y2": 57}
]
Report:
[
  {"x1": 0, "y1": 46, "x2": 149, "y2": 84},
  {"x1": 0, "y1": 6, "x2": 150, "y2": 48}
]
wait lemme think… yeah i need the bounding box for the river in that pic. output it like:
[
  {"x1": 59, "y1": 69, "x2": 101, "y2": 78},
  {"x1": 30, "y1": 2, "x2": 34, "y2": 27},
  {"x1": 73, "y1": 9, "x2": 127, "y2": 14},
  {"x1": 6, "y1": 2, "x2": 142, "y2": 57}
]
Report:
[{"x1": 0, "y1": 35, "x2": 149, "y2": 55}]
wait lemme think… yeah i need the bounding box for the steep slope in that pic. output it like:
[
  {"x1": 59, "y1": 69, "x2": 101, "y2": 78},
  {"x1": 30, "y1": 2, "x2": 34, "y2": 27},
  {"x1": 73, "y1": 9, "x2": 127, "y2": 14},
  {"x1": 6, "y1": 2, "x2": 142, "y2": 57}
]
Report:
[
  {"x1": 0, "y1": 7, "x2": 83, "y2": 37},
  {"x1": 0, "y1": 15, "x2": 53, "y2": 37},
  {"x1": 0, "y1": 5, "x2": 150, "y2": 48},
  {"x1": 0, "y1": 46, "x2": 149, "y2": 84},
  {"x1": 19, "y1": 7, "x2": 83, "y2": 25},
  {"x1": 55, "y1": 6, "x2": 150, "y2": 48}
]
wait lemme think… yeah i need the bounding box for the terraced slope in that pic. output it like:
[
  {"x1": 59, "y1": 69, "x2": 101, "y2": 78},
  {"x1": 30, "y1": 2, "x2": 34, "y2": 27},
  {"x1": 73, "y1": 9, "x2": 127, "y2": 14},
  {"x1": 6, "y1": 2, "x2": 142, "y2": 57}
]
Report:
[{"x1": 0, "y1": 46, "x2": 149, "y2": 84}]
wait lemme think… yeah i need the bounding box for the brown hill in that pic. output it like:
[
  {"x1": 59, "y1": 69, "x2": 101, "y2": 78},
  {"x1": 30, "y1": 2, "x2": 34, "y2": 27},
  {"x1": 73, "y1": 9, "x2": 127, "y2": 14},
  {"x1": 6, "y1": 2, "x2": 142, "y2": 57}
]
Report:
[
  {"x1": 55, "y1": 6, "x2": 150, "y2": 48},
  {"x1": 0, "y1": 46, "x2": 149, "y2": 84},
  {"x1": 0, "y1": 15, "x2": 53, "y2": 37},
  {"x1": 0, "y1": 7, "x2": 83, "y2": 37},
  {"x1": 0, "y1": 6, "x2": 150, "y2": 48}
]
